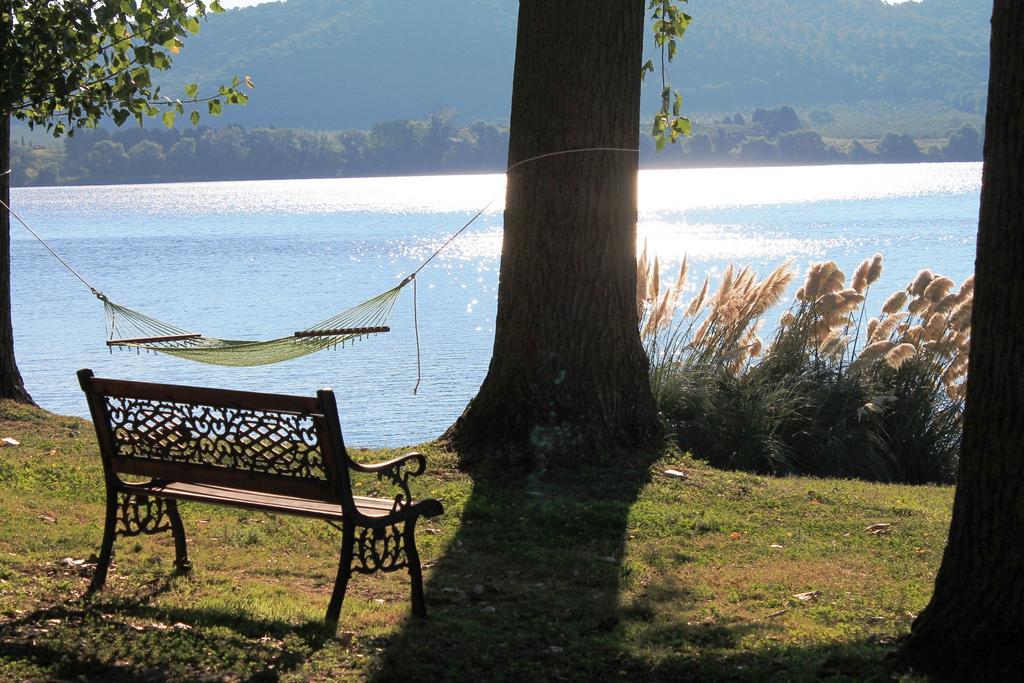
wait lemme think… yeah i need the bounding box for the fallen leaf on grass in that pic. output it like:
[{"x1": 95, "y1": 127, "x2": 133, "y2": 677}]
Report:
[
  {"x1": 865, "y1": 523, "x2": 892, "y2": 535},
  {"x1": 38, "y1": 515, "x2": 56, "y2": 523},
  {"x1": 729, "y1": 532, "x2": 743, "y2": 540},
  {"x1": 792, "y1": 590, "x2": 821, "y2": 602},
  {"x1": 1, "y1": 437, "x2": 20, "y2": 447},
  {"x1": 663, "y1": 469, "x2": 688, "y2": 479},
  {"x1": 769, "y1": 544, "x2": 784, "y2": 549}
]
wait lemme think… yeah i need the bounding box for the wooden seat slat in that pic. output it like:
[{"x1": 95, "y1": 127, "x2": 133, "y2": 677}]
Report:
[{"x1": 120, "y1": 481, "x2": 401, "y2": 520}]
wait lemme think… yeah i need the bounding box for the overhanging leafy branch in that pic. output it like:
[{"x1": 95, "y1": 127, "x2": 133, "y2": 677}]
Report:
[{"x1": 643, "y1": 0, "x2": 692, "y2": 151}]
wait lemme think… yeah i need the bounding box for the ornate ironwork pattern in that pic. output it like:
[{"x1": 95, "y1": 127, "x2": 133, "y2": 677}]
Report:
[
  {"x1": 353, "y1": 524, "x2": 407, "y2": 574},
  {"x1": 115, "y1": 493, "x2": 173, "y2": 537},
  {"x1": 374, "y1": 456, "x2": 426, "y2": 507},
  {"x1": 103, "y1": 397, "x2": 327, "y2": 480}
]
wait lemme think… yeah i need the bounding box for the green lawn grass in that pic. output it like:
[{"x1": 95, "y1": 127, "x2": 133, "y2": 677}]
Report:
[{"x1": 0, "y1": 400, "x2": 949, "y2": 681}]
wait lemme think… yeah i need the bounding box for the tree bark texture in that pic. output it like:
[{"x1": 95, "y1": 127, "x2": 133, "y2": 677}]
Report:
[
  {"x1": 444, "y1": 0, "x2": 663, "y2": 466},
  {"x1": 0, "y1": 115, "x2": 32, "y2": 403},
  {"x1": 900, "y1": 1, "x2": 1024, "y2": 677}
]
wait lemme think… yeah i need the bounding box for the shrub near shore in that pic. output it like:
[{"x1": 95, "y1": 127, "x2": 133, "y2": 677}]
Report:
[{"x1": 639, "y1": 252, "x2": 970, "y2": 484}]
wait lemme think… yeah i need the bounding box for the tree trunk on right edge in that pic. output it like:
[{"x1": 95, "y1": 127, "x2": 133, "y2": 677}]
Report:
[
  {"x1": 899, "y1": 1, "x2": 1024, "y2": 677},
  {"x1": 443, "y1": 0, "x2": 662, "y2": 468},
  {"x1": 0, "y1": 115, "x2": 32, "y2": 403}
]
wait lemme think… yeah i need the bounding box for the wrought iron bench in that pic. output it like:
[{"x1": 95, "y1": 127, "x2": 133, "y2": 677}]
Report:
[{"x1": 77, "y1": 368, "x2": 443, "y2": 626}]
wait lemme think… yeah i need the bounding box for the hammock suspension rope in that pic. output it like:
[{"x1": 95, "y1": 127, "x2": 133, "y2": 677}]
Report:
[{"x1": 1, "y1": 146, "x2": 639, "y2": 371}]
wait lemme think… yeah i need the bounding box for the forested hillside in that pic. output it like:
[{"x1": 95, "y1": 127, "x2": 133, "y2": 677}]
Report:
[{"x1": 160, "y1": 0, "x2": 988, "y2": 130}]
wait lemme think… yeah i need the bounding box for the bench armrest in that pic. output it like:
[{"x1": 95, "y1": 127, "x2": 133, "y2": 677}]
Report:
[{"x1": 348, "y1": 451, "x2": 427, "y2": 505}]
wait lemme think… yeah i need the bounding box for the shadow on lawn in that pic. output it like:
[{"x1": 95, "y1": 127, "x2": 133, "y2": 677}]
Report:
[
  {"x1": 372, "y1": 451, "x2": 666, "y2": 681},
  {"x1": 372, "y1": 454, "x2": 902, "y2": 682},
  {"x1": 0, "y1": 576, "x2": 330, "y2": 681}
]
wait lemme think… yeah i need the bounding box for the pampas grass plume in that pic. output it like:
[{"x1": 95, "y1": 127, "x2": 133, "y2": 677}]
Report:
[
  {"x1": 924, "y1": 312, "x2": 947, "y2": 342},
  {"x1": 909, "y1": 269, "x2": 934, "y2": 297},
  {"x1": 923, "y1": 276, "x2": 955, "y2": 302},
  {"x1": 951, "y1": 301, "x2": 973, "y2": 331},
  {"x1": 852, "y1": 258, "x2": 871, "y2": 293},
  {"x1": 685, "y1": 277, "x2": 710, "y2": 317},
  {"x1": 885, "y1": 343, "x2": 917, "y2": 369},
  {"x1": 881, "y1": 291, "x2": 908, "y2": 314},
  {"x1": 867, "y1": 253, "x2": 883, "y2": 285}
]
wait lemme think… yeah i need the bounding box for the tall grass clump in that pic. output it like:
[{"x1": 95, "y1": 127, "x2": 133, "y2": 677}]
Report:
[{"x1": 638, "y1": 249, "x2": 969, "y2": 484}]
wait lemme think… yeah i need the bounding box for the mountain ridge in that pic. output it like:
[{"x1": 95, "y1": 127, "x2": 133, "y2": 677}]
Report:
[{"x1": 157, "y1": 0, "x2": 989, "y2": 129}]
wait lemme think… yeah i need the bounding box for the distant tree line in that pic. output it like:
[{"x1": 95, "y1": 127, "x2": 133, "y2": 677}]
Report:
[
  {"x1": 10, "y1": 111, "x2": 508, "y2": 186},
  {"x1": 640, "y1": 106, "x2": 984, "y2": 167},
  {"x1": 9, "y1": 107, "x2": 983, "y2": 187}
]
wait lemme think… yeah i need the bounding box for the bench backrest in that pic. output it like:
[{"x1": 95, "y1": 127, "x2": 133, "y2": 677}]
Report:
[{"x1": 77, "y1": 369, "x2": 354, "y2": 506}]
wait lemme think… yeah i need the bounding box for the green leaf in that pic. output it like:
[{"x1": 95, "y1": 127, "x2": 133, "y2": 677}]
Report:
[
  {"x1": 185, "y1": 17, "x2": 201, "y2": 34},
  {"x1": 162, "y1": 110, "x2": 176, "y2": 128},
  {"x1": 190, "y1": 110, "x2": 201, "y2": 126},
  {"x1": 185, "y1": 83, "x2": 199, "y2": 98}
]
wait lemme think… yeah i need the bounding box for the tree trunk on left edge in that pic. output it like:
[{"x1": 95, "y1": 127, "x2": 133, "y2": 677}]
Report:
[
  {"x1": 0, "y1": 115, "x2": 32, "y2": 403},
  {"x1": 899, "y1": 1, "x2": 1024, "y2": 677},
  {"x1": 443, "y1": 0, "x2": 662, "y2": 468}
]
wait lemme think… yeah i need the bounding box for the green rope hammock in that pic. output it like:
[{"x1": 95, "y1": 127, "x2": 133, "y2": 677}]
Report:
[{"x1": 100, "y1": 279, "x2": 409, "y2": 367}]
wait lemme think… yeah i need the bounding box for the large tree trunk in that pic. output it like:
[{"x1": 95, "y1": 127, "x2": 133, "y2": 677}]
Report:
[
  {"x1": 0, "y1": 115, "x2": 32, "y2": 403},
  {"x1": 443, "y1": 0, "x2": 662, "y2": 466},
  {"x1": 900, "y1": 1, "x2": 1024, "y2": 677}
]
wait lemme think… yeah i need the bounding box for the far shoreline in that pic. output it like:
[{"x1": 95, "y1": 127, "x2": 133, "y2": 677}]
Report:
[{"x1": 10, "y1": 158, "x2": 984, "y2": 191}]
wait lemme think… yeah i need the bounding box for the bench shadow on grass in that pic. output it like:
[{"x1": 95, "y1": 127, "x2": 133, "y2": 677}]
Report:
[
  {"x1": 0, "y1": 575, "x2": 331, "y2": 680},
  {"x1": 372, "y1": 454, "x2": 902, "y2": 682}
]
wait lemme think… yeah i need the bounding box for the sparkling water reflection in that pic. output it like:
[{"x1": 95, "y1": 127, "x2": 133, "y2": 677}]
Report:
[{"x1": 11, "y1": 162, "x2": 980, "y2": 446}]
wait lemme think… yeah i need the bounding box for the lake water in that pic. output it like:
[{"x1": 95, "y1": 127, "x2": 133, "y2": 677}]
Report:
[{"x1": 10, "y1": 162, "x2": 981, "y2": 446}]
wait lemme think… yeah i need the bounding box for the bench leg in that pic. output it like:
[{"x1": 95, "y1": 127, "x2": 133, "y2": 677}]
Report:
[
  {"x1": 325, "y1": 520, "x2": 355, "y2": 626},
  {"x1": 166, "y1": 500, "x2": 191, "y2": 575},
  {"x1": 87, "y1": 488, "x2": 119, "y2": 595},
  {"x1": 403, "y1": 517, "x2": 427, "y2": 618}
]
